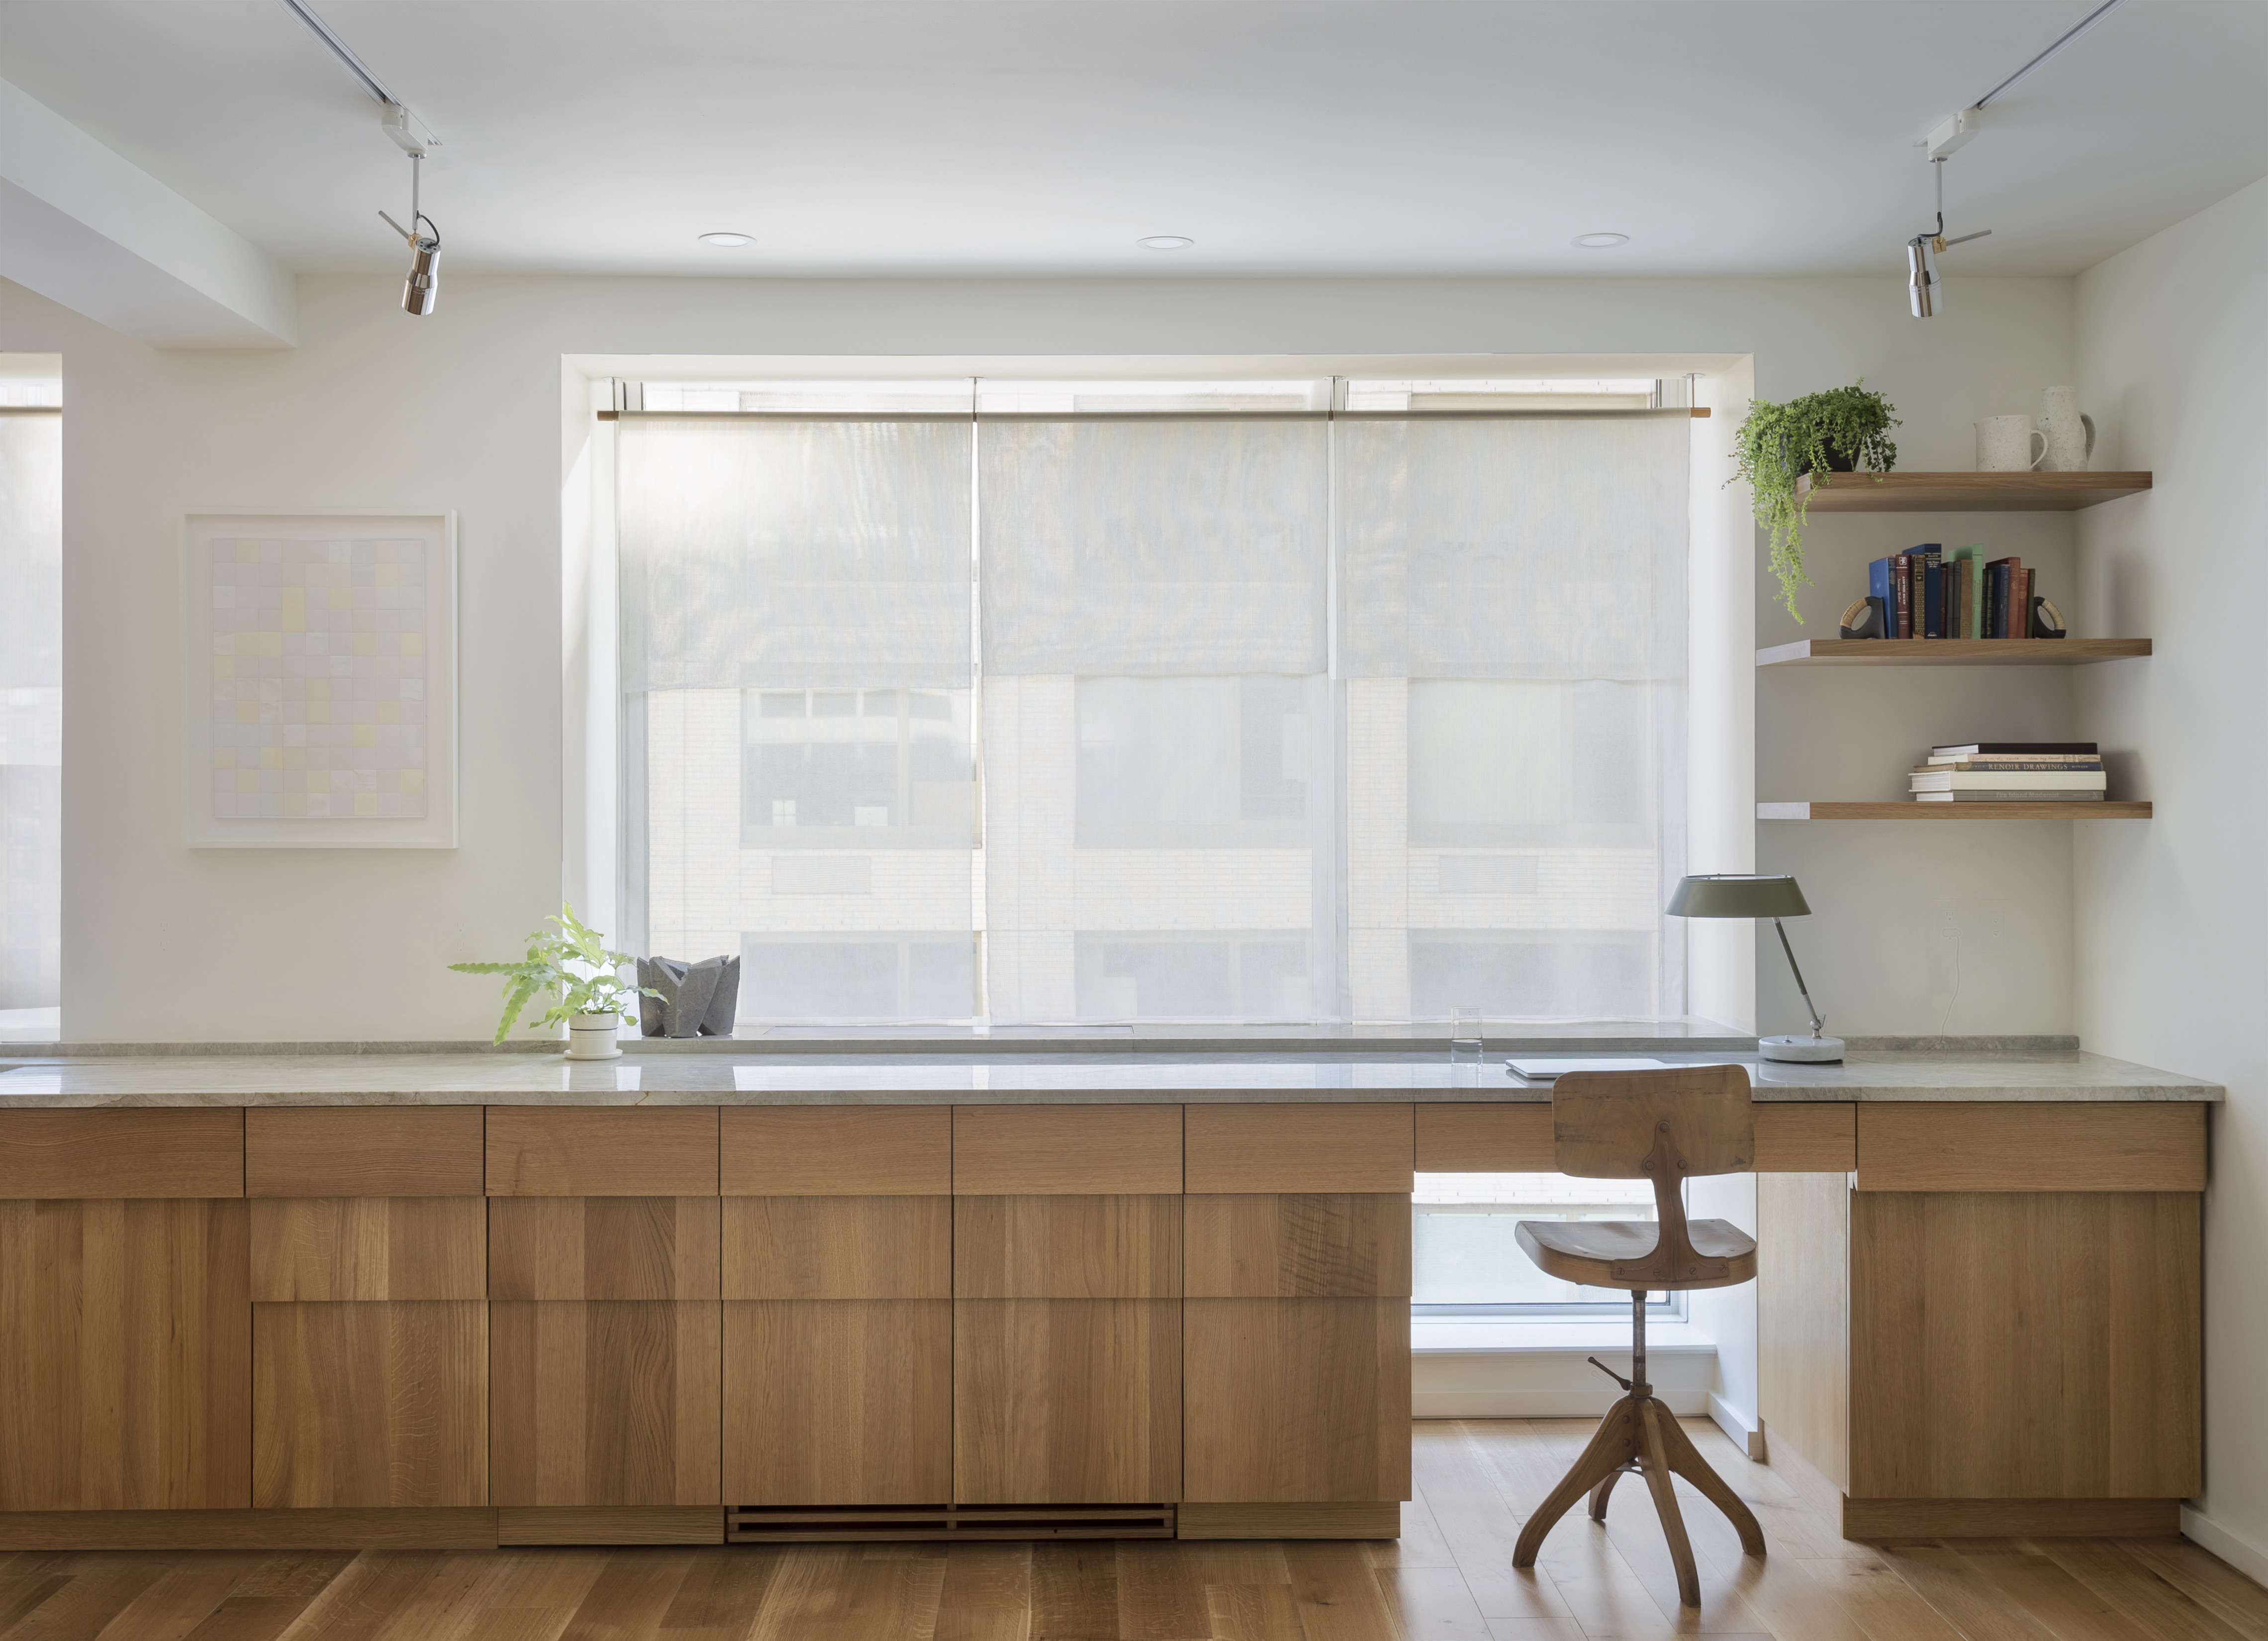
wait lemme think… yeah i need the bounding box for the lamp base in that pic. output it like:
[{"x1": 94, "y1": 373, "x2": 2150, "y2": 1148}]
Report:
[{"x1": 1761, "y1": 1034, "x2": 1845, "y2": 1064}]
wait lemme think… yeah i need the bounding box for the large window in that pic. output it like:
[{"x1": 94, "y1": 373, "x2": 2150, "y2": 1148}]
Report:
[
  {"x1": 617, "y1": 376, "x2": 1689, "y2": 1026},
  {"x1": 0, "y1": 367, "x2": 60, "y2": 1042}
]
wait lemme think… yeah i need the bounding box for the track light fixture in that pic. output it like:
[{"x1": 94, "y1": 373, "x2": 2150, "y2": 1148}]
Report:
[
  {"x1": 377, "y1": 142, "x2": 441, "y2": 317},
  {"x1": 1906, "y1": 154, "x2": 1989, "y2": 319},
  {"x1": 274, "y1": 0, "x2": 446, "y2": 318}
]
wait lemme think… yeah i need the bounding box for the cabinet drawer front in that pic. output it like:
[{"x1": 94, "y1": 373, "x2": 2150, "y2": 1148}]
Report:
[
  {"x1": 247, "y1": 1108, "x2": 484, "y2": 1197},
  {"x1": 489, "y1": 1197, "x2": 721, "y2": 1300},
  {"x1": 952, "y1": 1106, "x2": 1182, "y2": 1195},
  {"x1": 251, "y1": 1197, "x2": 485, "y2": 1300},
  {"x1": 954, "y1": 1195, "x2": 1181, "y2": 1299},
  {"x1": 1186, "y1": 1105, "x2": 1413, "y2": 1194},
  {"x1": 1185, "y1": 1194, "x2": 1411, "y2": 1298},
  {"x1": 1856, "y1": 1103, "x2": 2205, "y2": 1192},
  {"x1": 1415, "y1": 1105, "x2": 1551, "y2": 1173},
  {"x1": 0, "y1": 1109, "x2": 243, "y2": 1199},
  {"x1": 721, "y1": 1107, "x2": 950, "y2": 1196},
  {"x1": 1183, "y1": 1297, "x2": 1411, "y2": 1503},
  {"x1": 1756, "y1": 1104, "x2": 1857, "y2": 1172},
  {"x1": 723, "y1": 1197, "x2": 951, "y2": 1300},
  {"x1": 486, "y1": 1108, "x2": 719, "y2": 1197}
]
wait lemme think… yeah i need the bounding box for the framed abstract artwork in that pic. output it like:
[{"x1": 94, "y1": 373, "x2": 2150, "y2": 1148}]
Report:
[{"x1": 183, "y1": 512, "x2": 458, "y2": 848}]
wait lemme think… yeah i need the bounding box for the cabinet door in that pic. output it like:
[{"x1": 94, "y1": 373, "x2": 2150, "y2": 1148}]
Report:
[
  {"x1": 0, "y1": 1198, "x2": 250, "y2": 1510},
  {"x1": 491, "y1": 1299, "x2": 722, "y2": 1506},
  {"x1": 254, "y1": 1300, "x2": 486, "y2": 1507},
  {"x1": 1183, "y1": 1193, "x2": 1411, "y2": 1504},
  {"x1": 952, "y1": 1194, "x2": 1181, "y2": 1504},
  {"x1": 723, "y1": 1179, "x2": 954, "y2": 1505},
  {"x1": 488, "y1": 1194, "x2": 722, "y2": 1507}
]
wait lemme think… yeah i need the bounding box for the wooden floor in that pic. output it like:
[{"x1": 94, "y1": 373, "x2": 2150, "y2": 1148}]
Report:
[{"x1": 3, "y1": 1420, "x2": 2263, "y2": 1640}]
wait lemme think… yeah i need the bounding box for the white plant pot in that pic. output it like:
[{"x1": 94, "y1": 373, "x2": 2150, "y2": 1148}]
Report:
[{"x1": 567, "y1": 1010, "x2": 623, "y2": 1060}]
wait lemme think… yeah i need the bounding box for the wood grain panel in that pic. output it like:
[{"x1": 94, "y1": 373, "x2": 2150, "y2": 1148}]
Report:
[
  {"x1": 951, "y1": 1105, "x2": 1182, "y2": 1195},
  {"x1": 488, "y1": 1197, "x2": 720, "y2": 1299},
  {"x1": 721, "y1": 1106, "x2": 950, "y2": 1195},
  {"x1": 1754, "y1": 1104, "x2": 1856, "y2": 1172},
  {"x1": 724, "y1": 1300, "x2": 952, "y2": 1504},
  {"x1": 1841, "y1": 1496, "x2": 2180, "y2": 1540},
  {"x1": 1185, "y1": 1105, "x2": 1413, "y2": 1194},
  {"x1": 490, "y1": 1300, "x2": 721, "y2": 1506},
  {"x1": 250, "y1": 1197, "x2": 484, "y2": 1300},
  {"x1": 1183, "y1": 1298, "x2": 1410, "y2": 1503},
  {"x1": 954, "y1": 1299, "x2": 1180, "y2": 1503},
  {"x1": 1757, "y1": 1171, "x2": 1849, "y2": 1490},
  {"x1": 246, "y1": 1107, "x2": 484, "y2": 1197},
  {"x1": 484, "y1": 1107, "x2": 719, "y2": 1197},
  {"x1": 0, "y1": 1109, "x2": 243, "y2": 1198},
  {"x1": 252, "y1": 1300, "x2": 486, "y2": 1507},
  {"x1": 497, "y1": 1506, "x2": 724, "y2": 1545},
  {"x1": 1856, "y1": 1102, "x2": 2205, "y2": 1192},
  {"x1": 954, "y1": 1195, "x2": 1181, "y2": 1298},
  {"x1": 0, "y1": 1507, "x2": 499, "y2": 1550},
  {"x1": 0, "y1": 1197, "x2": 250, "y2": 1509},
  {"x1": 1414, "y1": 1104, "x2": 1552, "y2": 1173},
  {"x1": 1177, "y1": 1501, "x2": 1403, "y2": 1540},
  {"x1": 1849, "y1": 1190, "x2": 2200, "y2": 1500},
  {"x1": 722, "y1": 1196, "x2": 949, "y2": 1300},
  {"x1": 1184, "y1": 1194, "x2": 1411, "y2": 1298}
]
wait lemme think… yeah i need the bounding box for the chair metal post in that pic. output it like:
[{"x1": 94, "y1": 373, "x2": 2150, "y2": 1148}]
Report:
[{"x1": 1631, "y1": 1290, "x2": 1648, "y2": 1393}]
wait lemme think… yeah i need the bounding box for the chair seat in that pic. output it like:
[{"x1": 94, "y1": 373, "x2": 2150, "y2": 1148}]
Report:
[{"x1": 1514, "y1": 1217, "x2": 1758, "y2": 1292}]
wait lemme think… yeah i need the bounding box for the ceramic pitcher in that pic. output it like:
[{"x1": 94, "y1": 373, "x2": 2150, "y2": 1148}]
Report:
[
  {"x1": 1977, "y1": 415, "x2": 2045, "y2": 471},
  {"x1": 2038, "y1": 386, "x2": 2096, "y2": 472}
]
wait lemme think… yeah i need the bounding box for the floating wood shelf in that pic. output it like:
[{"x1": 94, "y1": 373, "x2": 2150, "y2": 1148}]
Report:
[
  {"x1": 1795, "y1": 471, "x2": 2152, "y2": 511},
  {"x1": 1760, "y1": 801, "x2": 2152, "y2": 821},
  {"x1": 1758, "y1": 638, "x2": 2152, "y2": 667}
]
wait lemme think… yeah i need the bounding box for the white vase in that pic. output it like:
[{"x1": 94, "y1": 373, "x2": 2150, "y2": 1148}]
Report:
[
  {"x1": 2037, "y1": 386, "x2": 2096, "y2": 472},
  {"x1": 567, "y1": 1010, "x2": 622, "y2": 1060}
]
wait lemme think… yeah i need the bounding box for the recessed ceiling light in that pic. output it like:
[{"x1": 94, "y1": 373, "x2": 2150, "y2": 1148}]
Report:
[
  {"x1": 698, "y1": 231, "x2": 755, "y2": 248},
  {"x1": 1573, "y1": 232, "x2": 1630, "y2": 249},
  {"x1": 1137, "y1": 235, "x2": 1195, "y2": 250}
]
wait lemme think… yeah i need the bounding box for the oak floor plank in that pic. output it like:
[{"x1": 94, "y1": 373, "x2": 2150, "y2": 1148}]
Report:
[
  {"x1": 0, "y1": 1574, "x2": 69, "y2": 1637},
  {"x1": 1281, "y1": 1541, "x2": 1405, "y2": 1641},
  {"x1": 1, "y1": 1556, "x2": 173, "y2": 1641},
  {"x1": 1870, "y1": 1543, "x2": 2068, "y2": 1641},
  {"x1": 1408, "y1": 1425, "x2": 1572, "y2": 1622},
  {"x1": 2121, "y1": 1541, "x2": 2268, "y2": 1641},
  {"x1": 1952, "y1": 1541, "x2": 2169, "y2": 1641},
  {"x1": 1116, "y1": 1540, "x2": 1213, "y2": 1641},
  {"x1": 746, "y1": 1545, "x2": 945, "y2": 1641},
  {"x1": 1203, "y1": 1581, "x2": 1304, "y2": 1641},
  {"x1": 933, "y1": 1543, "x2": 1031, "y2": 1641},
  {"x1": 272, "y1": 1550, "x2": 467, "y2": 1641},
  {"x1": 657, "y1": 1548, "x2": 784, "y2": 1639},
  {"x1": 1028, "y1": 1542, "x2": 1120, "y2": 1641},
  {"x1": 1374, "y1": 1565, "x2": 1495, "y2": 1637},
  {"x1": 90, "y1": 1554, "x2": 269, "y2": 1641},
  {"x1": 1788, "y1": 1559, "x2": 1968, "y2": 1641},
  {"x1": 2035, "y1": 1542, "x2": 2260, "y2": 1641},
  {"x1": 553, "y1": 1553, "x2": 701, "y2": 1641}
]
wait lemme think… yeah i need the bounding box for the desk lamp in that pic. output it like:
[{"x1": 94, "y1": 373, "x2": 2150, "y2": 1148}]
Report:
[{"x1": 1667, "y1": 874, "x2": 1843, "y2": 1064}]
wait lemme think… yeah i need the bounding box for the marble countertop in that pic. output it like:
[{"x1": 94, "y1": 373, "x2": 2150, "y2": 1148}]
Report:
[{"x1": 0, "y1": 1045, "x2": 2221, "y2": 1107}]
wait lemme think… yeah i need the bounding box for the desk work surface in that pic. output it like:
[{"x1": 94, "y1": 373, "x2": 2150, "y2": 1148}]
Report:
[{"x1": 0, "y1": 1044, "x2": 2221, "y2": 1107}]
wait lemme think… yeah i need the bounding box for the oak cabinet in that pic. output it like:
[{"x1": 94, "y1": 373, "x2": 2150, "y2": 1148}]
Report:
[{"x1": 0, "y1": 1197, "x2": 251, "y2": 1510}]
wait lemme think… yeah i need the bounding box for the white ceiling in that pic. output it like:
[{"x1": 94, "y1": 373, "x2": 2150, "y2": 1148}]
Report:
[{"x1": 2, "y1": 0, "x2": 2264, "y2": 280}]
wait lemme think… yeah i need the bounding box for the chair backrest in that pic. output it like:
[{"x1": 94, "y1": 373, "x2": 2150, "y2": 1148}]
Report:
[{"x1": 1551, "y1": 1064, "x2": 1755, "y2": 1180}]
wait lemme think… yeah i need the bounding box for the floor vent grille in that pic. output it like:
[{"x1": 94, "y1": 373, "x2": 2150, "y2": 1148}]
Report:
[{"x1": 725, "y1": 1504, "x2": 1177, "y2": 1543}]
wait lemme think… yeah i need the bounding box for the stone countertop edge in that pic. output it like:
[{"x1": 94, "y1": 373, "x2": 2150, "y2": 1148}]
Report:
[{"x1": 0, "y1": 1046, "x2": 2222, "y2": 1107}]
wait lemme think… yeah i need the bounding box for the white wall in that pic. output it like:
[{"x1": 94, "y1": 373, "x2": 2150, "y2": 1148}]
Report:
[
  {"x1": 2070, "y1": 174, "x2": 2268, "y2": 1571},
  {"x1": 0, "y1": 268, "x2": 2079, "y2": 1040}
]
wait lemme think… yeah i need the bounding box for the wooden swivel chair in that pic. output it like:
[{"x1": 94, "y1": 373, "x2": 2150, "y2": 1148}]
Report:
[{"x1": 1510, "y1": 1064, "x2": 1766, "y2": 1607}]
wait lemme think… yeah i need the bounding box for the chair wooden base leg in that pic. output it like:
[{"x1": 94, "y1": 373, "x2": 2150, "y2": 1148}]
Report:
[{"x1": 1512, "y1": 1392, "x2": 1765, "y2": 1607}]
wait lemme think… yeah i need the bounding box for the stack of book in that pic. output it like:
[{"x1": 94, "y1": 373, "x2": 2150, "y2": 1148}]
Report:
[
  {"x1": 1867, "y1": 544, "x2": 2039, "y2": 639},
  {"x1": 1911, "y1": 741, "x2": 2106, "y2": 803}
]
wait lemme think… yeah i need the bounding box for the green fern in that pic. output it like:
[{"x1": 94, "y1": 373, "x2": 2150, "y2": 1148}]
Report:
[
  {"x1": 449, "y1": 903, "x2": 661, "y2": 1046},
  {"x1": 1730, "y1": 381, "x2": 1900, "y2": 622}
]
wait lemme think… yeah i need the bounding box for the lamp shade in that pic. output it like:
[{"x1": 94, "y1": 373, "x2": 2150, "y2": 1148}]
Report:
[{"x1": 1665, "y1": 874, "x2": 1811, "y2": 919}]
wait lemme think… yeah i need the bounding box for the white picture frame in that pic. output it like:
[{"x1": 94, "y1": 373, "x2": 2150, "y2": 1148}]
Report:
[{"x1": 183, "y1": 511, "x2": 458, "y2": 848}]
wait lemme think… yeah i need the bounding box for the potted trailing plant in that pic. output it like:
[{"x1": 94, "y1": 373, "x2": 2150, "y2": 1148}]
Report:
[
  {"x1": 1730, "y1": 381, "x2": 1900, "y2": 620},
  {"x1": 451, "y1": 903, "x2": 658, "y2": 1059}
]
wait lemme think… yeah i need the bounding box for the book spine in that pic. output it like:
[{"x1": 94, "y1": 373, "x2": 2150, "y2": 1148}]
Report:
[
  {"x1": 1896, "y1": 557, "x2": 1913, "y2": 638},
  {"x1": 1923, "y1": 562, "x2": 1941, "y2": 639},
  {"x1": 1869, "y1": 556, "x2": 1894, "y2": 628}
]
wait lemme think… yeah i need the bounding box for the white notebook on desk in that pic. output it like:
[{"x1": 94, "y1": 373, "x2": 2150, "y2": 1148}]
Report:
[{"x1": 1503, "y1": 1056, "x2": 1674, "y2": 1081}]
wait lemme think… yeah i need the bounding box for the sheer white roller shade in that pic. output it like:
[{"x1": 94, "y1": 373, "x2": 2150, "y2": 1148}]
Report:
[
  {"x1": 619, "y1": 418, "x2": 978, "y2": 1022},
  {"x1": 617, "y1": 399, "x2": 1688, "y2": 1026},
  {"x1": 0, "y1": 397, "x2": 61, "y2": 1018}
]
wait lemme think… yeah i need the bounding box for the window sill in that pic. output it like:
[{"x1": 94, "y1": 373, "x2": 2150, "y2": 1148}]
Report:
[{"x1": 1414, "y1": 1317, "x2": 1715, "y2": 1356}]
